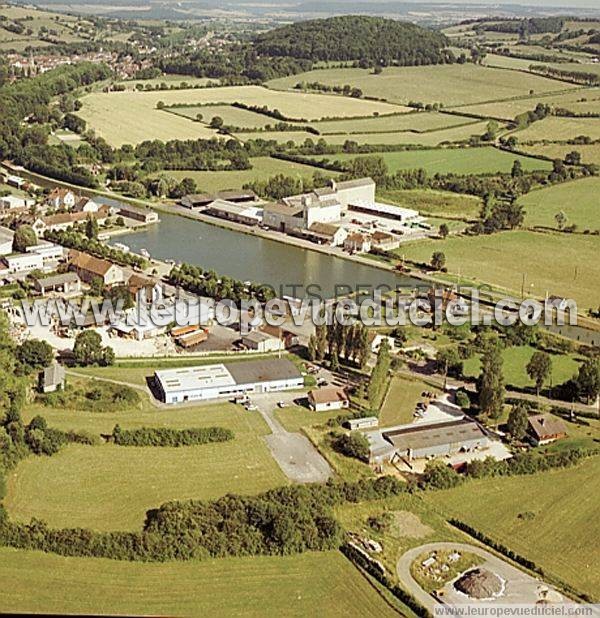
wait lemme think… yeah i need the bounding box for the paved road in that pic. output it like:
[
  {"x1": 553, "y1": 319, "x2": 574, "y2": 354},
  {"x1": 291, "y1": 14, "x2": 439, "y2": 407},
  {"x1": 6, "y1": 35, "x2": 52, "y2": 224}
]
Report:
[
  {"x1": 253, "y1": 391, "x2": 333, "y2": 484},
  {"x1": 396, "y1": 542, "x2": 573, "y2": 611}
]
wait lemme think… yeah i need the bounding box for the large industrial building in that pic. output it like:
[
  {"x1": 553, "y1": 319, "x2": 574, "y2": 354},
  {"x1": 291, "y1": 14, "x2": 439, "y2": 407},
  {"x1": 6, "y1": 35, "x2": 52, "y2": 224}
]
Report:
[
  {"x1": 365, "y1": 417, "x2": 490, "y2": 464},
  {"x1": 154, "y1": 357, "x2": 303, "y2": 404}
]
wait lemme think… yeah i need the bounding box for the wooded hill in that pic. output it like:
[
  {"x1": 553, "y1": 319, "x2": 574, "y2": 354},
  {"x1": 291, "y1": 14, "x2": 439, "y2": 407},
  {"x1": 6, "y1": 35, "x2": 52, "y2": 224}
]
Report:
[{"x1": 254, "y1": 15, "x2": 450, "y2": 66}]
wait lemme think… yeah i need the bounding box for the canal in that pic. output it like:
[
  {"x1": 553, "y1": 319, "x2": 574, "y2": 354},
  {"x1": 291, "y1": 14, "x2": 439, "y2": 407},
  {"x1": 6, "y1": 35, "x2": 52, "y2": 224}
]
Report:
[{"x1": 107, "y1": 210, "x2": 418, "y2": 298}]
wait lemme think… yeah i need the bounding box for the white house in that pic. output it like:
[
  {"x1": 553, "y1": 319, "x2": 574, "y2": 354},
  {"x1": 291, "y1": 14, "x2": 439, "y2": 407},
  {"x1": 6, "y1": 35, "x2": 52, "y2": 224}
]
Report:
[
  {"x1": 344, "y1": 232, "x2": 372, "y2": 254},
  {"x1": 308, "y1": 387, "x2": 349, "y2": 412},
  {"x1": 73, "y1": 197, "x2": 100, "y2": 213},
  {"x1": 46, "y1": 188, "x2": 77, "y2": 209},
  {"x1": 4, "y1": 252, "x2": 44, "y2": 273},
  {"x1": 154, "y1": 358, "x2": 303, "y2": 404},
  {"x1": 26, "y1": 241, "x2": 65, "y2": 265}
]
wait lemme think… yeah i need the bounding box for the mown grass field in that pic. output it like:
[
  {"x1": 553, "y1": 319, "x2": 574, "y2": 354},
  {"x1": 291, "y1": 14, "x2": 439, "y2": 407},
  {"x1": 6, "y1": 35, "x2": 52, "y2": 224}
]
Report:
[
  {"x1": 312, "y1": 111, "x2": 474, "y2": 134},
  {"x1": 519, "y1": 176, "x2": 600, "y2": 231},
  {"x1": 320, "y1": 121, "x2": 493, "y2": 146},
  {"x1": 267, "y1": 64, "x2": 577, "y2": 107},
  {"x1": 0, "y1": 548, "x2": 397, "y2": 617},
  {"x1": 512, "y1": 116, "x2": 600, "y2": 142},
  {"x1": 378, "y1": 188, "x2": 482, "y2": 219},
  {"x1": 425, "y1": 457, "x2": 600, "y2": 598},
  {"x1": 169, "y1": 103, "x2": 275, "y2": 128},
  {"x1": 396, "y1": 231, "x2": 599, "y2": 309},
  {"x1": 156, "y1": 156, "x2": 334, "y2": 194},
  {"x1": 521, "y1": 142, "x2": 600, "y2": 167},
  {"x1": 10, "y1": 403, "x2": 285, "y2": 531},
  {"x1": 461, "y1": 345, "x2": 581, "y2": 389},
  {"x1": 78, "y1": 86, "x2": 401, "y2": 145},
  {"x1": 379, "y1": 376, "x2": 441, "y2": 428},
  {"x1": 314, "y1": 147, "x2": 551, "y2": 175}
]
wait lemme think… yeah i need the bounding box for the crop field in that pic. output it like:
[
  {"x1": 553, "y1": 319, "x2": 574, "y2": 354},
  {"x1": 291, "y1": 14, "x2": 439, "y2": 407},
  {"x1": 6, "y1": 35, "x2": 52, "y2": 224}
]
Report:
[
  {"x1": 0, "y1": 549, "x2": 396, "y2": 617},
  {"x1": 314, "y1": 147, "x2": 551, "y2": 175},
  {"x1": 396, "y1": 231, "x2": 599, "y2": 309},
  {"x1": 168, "y1": 104, "x2": 276, "y2": 128},
  {"x1": 521, "y1": 142, "x2": 600, "y2": 166},
  {"x1": 267, "y1": 64, "x2": 578, "y2": 107},
  {"x1": 78, "y1": 86, "x2": 401, "y2": 146},
  {"x1": 512, "y1": 116, "x2": 600, "y2": 142},
  {"x1": 519, "y1": 176, "x2": 600, "y2": 231},
  {"x1": 157, "y1": 156, "x2": 333, "y2": 194},
  {"x1": 426, "y1": 457, "x2": 600, "y2": 598},
  {"x1": 378, "y1": 188, "x2": 482, "y2": 219},
  {"x1": 312, "y1": 112, "x2": 474, "y2": 134},
  {"x1": 8, "y1": 404, "x2": 286, "y2": 531},
  {"x1": 462, "y1": 345, "x2": 581, "y2": 389},
  {"x1": 320, "y1": 121, "x2": 493, "y2": 146}
]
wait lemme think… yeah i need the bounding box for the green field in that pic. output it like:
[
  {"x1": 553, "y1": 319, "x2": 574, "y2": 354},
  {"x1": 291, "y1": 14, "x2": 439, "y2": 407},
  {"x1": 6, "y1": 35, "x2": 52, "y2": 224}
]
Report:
[
  {"x1": 267, "y1": 64, "x2": 578, "y2": 107},
  {"x1": 9, "y1": 403, "x2": 285, "y2": 530},
  {"x1": 0, "y1": 548, "x2": 396, "y2": 617},
  {"x1": 397, "y1": 231, "x2": 599, "y2": 309},
  {"x1": 379, "y1": 188, "x2": 482, "y2": 219},
  {"x1": 379, "y1": 376, "x2": 441, "y2": 427},
  {"x1": 513, "y1": 116, "x2": 600, "y2": 142},
  {"x1": 315, "y1": 147, "x2": 551, "y2": 175},
  {"x1": 519, "y1": 176, "x2": 600, "y2": 231},
  {"x1": 462, "y1": 345, "x2": 580, "y2": 389},
  {"x1": 426, "y1": 457, "x2": 600, "y2": 598},
  {"x1": 79, "y1": 85, "x2": 401, "y2": 146},
  {"x1": 521, "y1": 142, "x2": 600, "y2": 167},
  {"x1": 319, "y1": 121, "x2": 493, "y2": 146},
  {"x1": 169, "y1": 103, "x2": 277, "y2": 128},
  {"x1": 313, "y1": 112, "x2": 475, "y2": 134},
  {"x1": 157, "y1": 156, "x2": 334, "y2": 194}
]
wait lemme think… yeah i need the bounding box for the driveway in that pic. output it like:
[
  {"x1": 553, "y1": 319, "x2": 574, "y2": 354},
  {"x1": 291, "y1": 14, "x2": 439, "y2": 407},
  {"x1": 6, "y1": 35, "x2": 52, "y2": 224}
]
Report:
[
  {"x1": 396, "y1": 542, "x2": 574, "y2": 612},
  {"x1": 252, "y1": 391, "x2": 332, "y2": 484}
]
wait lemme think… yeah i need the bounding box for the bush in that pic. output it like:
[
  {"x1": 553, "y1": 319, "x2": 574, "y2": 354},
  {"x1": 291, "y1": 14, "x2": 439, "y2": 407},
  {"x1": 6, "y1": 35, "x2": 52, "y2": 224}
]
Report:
[
  {"x1": 331, "y1": 431, "x2": 370, "y2": 462},
  {"x1": 112, "y1": 425, "x2": 234, "y2": 447},
  {"x1": 455, "y1": 390, "x2": 470, "y2": 409}
]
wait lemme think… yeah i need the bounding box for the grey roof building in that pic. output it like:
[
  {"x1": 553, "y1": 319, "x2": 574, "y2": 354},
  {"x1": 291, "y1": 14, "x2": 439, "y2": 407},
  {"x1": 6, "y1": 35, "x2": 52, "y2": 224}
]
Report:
[{"x1": 39, "y1": 363, "x2": 65, "y2": 393}]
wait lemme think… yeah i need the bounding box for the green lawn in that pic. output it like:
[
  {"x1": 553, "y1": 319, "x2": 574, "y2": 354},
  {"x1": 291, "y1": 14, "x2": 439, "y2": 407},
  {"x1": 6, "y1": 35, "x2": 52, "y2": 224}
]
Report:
[
  {"x1": 379, "y1": 376, "x2": 440, "y2": 428},
  {"x1": 462, "y1": 345, "x2": 581, "y2": 389},
  {"x1": 379, "y1": 188, "x2": 482, "y2": 219},
  {"x1": 318, "y1": 147, "x2": 551, "y2": 175},
  {"x1": 0, "y1": 548, "x2": 397, "y2": 617},
  {"x1": 158, "y1": 156, "x2": 334, "y2": 194},
  {"x1": 519, "y1": 176, "x2": 600, "y2": 231},
  {"x1": 274, "y1": 405, "x2": 342, "y2": 433},
  {"x1": 11, "y1": 404, "x2": 286, "y2": 530},
  {"x1": 425, "y1": 457, "x2": 600, "y2": 598},
  {"x1": 267, "y1": 64, "x2": 577, "y2": 107},
  {"x1": 397, "y1": 231, "x2": 600, "y2": 309}
]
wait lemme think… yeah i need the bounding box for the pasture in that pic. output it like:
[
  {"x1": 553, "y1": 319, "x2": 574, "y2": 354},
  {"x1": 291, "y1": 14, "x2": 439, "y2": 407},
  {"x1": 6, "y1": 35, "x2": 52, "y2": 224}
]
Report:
[
  {"x1": 0, "y1": 549, "x2": 396, "y2": 617},
  {"x1": 169, "y1": 103, "x2": 276, "y2": 128},
  {"x1": 396, "y1": 231, "x2": 599, "y2": 309},
  {"x1": 512, "y1": 116, "x2": 600, "y2": 142},
  {"x1": 426, "y1": 456, "x2": 600, "y2": 598},
  {"x1": 521, "y1": 142, "x2": 600, "y2": 167},
  {"x1": 378, "y1": 188, "x2": 482, "y2": 219},
  {"x1": 519, "y1": 176, "x2": 600, "y2": 231},
  {"x1": 9, "y1": 403, "x2": 286, "y2": 531},
  {"x1": 267, "y1": 64, "x2": 578, "y2": 107},
  {"x1": 379, "y1": 376, "x2": 441, "y2": 428},
  {"x1": 315, "y1": 147, "x2": 551, "y2": 175},
  {"x1": 78, "y1": 86, "x2": 401, "y2": 146},
  {"x1": 157, "y1": 156, "x2": 333, "y2": 194},
  {"x1": 461, "y1": 345, "x2": 581, "y2": 389},
  {"x1": 313, "y1": 112, "x2": 475, "y2": 134}
]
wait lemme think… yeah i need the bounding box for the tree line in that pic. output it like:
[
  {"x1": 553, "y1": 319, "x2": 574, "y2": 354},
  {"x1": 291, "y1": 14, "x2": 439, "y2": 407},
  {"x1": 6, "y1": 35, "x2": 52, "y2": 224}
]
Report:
[{"x1": 112, "y1": 425, "x2": 233, "y2": 447}]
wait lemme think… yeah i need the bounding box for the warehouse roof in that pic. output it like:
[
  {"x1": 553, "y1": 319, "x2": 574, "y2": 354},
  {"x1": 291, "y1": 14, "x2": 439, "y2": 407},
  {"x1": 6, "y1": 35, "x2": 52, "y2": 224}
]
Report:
[
  {"x1": 382, "y1": 418, "x2": 486, "y2": 452},
  {"x1": 226, "y1": 358, "x2": 301, "y2": 385}
]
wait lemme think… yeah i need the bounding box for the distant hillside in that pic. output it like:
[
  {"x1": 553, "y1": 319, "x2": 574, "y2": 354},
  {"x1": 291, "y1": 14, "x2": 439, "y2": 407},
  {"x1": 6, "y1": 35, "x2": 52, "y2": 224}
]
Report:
[{"x1": 254, "y1": 15, "x2": 450, "y2": 66}]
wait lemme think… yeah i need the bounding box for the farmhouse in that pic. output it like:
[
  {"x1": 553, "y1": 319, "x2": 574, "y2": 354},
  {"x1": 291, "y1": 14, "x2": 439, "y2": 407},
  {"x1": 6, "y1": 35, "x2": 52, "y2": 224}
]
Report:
[
  {"x1": 73, "y1": 197, "x2": 100, "y2": 213},
  {"x1": 154, "y1": 357, "x2": 303, "y2": 404},
  {"x1": 68, "y1": 249, "x2": 124, "y2": 287},
  {"x1": 365, "y1": 417, "x2": 489, "y2": 464},
  {"x1": 527, "y1": 414, "x2": 567, "y2": 446},
  {"x1": 46, "y1": 188, "x2": 77, "y2": 209},
  {"x1": 118, "y1": 204, "x2": 159, "y2": 224},
  {"x1": 308, "y1": 386, "x2": 349, "y2": 412}
]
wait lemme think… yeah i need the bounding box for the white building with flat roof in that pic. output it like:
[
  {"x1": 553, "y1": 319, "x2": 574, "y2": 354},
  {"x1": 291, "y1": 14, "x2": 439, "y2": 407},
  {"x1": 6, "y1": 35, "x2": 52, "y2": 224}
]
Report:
[
  {"x1": 154, "y1": 358, "x2": 303, "y2": 404},
  {"x1": 348, "y1": 200, "x2": 422, "y2": 224}
]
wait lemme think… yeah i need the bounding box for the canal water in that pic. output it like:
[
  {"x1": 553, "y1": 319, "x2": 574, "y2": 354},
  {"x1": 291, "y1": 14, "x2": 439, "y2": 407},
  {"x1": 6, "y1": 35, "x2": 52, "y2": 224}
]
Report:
[{"x1": 107, "y1": 210, "x2": 418, "y2": 298}]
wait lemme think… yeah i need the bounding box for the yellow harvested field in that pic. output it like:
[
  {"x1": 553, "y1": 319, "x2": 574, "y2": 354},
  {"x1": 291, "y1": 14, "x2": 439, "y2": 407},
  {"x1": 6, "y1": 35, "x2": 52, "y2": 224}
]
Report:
[{"x1": 79, "y1": 86, "x2": 402, "y2": 146}]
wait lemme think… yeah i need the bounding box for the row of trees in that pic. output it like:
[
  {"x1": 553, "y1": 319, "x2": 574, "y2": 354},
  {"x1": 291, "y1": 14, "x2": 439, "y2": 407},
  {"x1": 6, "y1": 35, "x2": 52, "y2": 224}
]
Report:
[
  {"x1": 307, "y1": 322, "x2": 370, "y2": 370},
  {"x1": 112, "y1": 425, "x2": 233, "y2": 447}
]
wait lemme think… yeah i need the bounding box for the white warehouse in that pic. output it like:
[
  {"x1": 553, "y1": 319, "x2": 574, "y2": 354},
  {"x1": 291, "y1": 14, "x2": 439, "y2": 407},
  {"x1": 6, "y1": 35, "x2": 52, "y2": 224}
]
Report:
[{"x1": 154, "y1": 358, "x2": 303, "y2": 404}]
